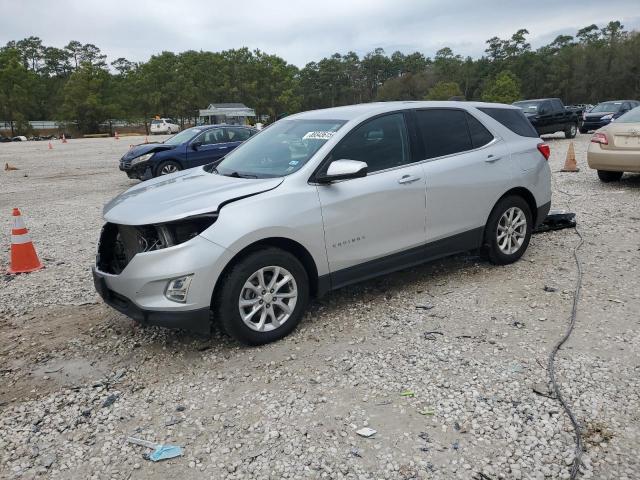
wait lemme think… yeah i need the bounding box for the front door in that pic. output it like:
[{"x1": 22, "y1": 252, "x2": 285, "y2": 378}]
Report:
[
  {"x1": 315, "y1": 113, "x2": 427, "y2": 287},
  {"x1": 187, "y1": 129, "x2": 231, "y2": 167}
]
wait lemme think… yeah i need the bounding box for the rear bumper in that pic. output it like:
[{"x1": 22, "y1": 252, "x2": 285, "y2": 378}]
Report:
[
  {"x1": 536, "y1": 201, "x2": 551, "y2": 227},
  {"x1": 587, "y1": 144, "x2": 640, "y2": 172},
  {"x1": 93, "y1": 268, "x2": 212, "y2": 335}
]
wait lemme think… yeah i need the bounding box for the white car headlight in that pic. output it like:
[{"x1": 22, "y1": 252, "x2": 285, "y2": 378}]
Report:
[
  {"x1": 131, "y1": 152, "x2": 154, "y2": 165},
  {"x1": 601, "y1": 114, "x2": 614, "y2": 120}
]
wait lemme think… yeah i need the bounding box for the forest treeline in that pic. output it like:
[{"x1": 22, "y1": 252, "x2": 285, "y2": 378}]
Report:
[{"x1": 1, "y1": 20, "x2": 638, "y2": 134}]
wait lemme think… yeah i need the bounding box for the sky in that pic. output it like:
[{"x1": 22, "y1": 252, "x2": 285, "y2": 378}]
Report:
[{"x1": 1, "y1": 0, "x2": 639, "y2": 66}]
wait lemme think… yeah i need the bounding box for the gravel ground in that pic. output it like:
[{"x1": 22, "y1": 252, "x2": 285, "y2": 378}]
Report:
[{"x1": 0, "y1": 133, "x2": 639, "y2": 480}]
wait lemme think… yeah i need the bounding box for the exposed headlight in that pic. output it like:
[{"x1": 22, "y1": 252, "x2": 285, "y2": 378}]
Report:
[
  {"x1": 165, "y1": 275, "x2": 193, "y2": 303},
  {"x1": 600, "y1": 114, "x2": 614, "y2": 120},
  {"x1": 131, "y1": 152, "x2": 154, "y2": 165}
]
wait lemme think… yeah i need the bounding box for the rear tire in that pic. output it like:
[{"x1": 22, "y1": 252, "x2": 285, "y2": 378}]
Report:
[
  {"x1": 483, "y1": 195, "x2": 532, "y2": 265},
  {"x1": 564, "y1": 123, "x2": 578, "y2": 139},
  {"x1": 214, "y1": 248, "x2": 309, "y2": 345},
  {"x1": 156, "y1": 160, "x2": 181, "y2": 177},
  {"x1": 597, "y1": 170, "x2": 623, "y2": 182}
]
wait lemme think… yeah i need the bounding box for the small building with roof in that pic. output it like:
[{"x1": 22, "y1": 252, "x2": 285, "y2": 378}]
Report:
[{"x1": 198, "y1": 103, "x2": 256, "y2": 125}]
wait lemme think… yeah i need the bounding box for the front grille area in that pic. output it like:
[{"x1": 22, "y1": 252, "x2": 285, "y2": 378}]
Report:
[{"x1": 96, "y1": 222, "x2": 170, "y2": 274}]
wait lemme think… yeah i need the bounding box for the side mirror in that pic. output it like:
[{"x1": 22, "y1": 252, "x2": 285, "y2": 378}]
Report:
[
  {"x1": 316, "y1": 159, "x2": 368, "y2": 184},
  {"x1": 191, "y1": 141, "x2": 202, "y2": 150}
]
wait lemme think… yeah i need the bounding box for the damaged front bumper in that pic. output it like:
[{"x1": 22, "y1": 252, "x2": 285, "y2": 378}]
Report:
[
  {"x1": 93, "y1": 231, "x2": 233, "y2": 335},
  {"x1": 93, "y1": 269, "x2": 211, "y2": 334},
  {"x1": 120, "y1": 162, "x2": 153, "y2": 181}
]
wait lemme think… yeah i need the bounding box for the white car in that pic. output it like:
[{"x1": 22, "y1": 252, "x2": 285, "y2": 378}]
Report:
[
  {"x1": 94, "y1": 101, "x2": 551, "y2": 345},
  {"x1": 150, "y1": 118, "x2": 180, "y2": 135}
]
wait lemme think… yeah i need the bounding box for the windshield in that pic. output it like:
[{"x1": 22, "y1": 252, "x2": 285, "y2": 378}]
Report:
[
  {"x1": 591, "y1": 102, "x2": 622, "y2": 113},
  {"x1": 213, "y1": 119, "x2": 346, "y2": 178},
  {"x1": 615, "y1": 106, "x2": 640, "y2": 123},
  {"x1": 163, "y1": 127, "x2": 201, "y2": 146},
  {"x1": 512, "y1": 101, "x2": 541, "y2": 112}
]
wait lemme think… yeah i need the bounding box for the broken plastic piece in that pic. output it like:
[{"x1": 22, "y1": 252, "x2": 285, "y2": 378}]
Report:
[
  {"x1": 533, "y1": 209, "x2": 576, "y2": 233},
  {"x1": 127, "y1": 436, "x2": 184, "y2": 462},
  {"x1": 149, "y1": 445, "x2": 183, "y2": 461},
  {"x1": 356, "y1": 427, "x2": 377, "y2": 438}
]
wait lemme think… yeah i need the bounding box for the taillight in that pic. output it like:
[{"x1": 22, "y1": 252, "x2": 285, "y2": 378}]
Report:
[
  {"x1": 591, "y1": 132, "x2": 608, "y2": 145},
  {"x1": 537, "y1": 143, "x2": 550, "y2": 160}
]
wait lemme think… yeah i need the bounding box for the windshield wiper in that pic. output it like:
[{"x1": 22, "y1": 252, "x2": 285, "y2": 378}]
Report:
[{"x1": 225, "y1": 171, "x2": 258, "y2": 179}]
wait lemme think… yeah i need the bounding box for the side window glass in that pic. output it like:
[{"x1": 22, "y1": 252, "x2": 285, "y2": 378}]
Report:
[
  {"x1": 466, "y1": 114, "x2": 494, "y2": 148},
  {"x1": 415, "y1": 109, "x2": 472, "y2": 159},
  {"x1": 196, "y1": 129, "x2": 226, "y2": 145},
  {"x1": 330, "y1": 113, "x2": 410, "y2": 173},
  {"x1": 227, "y1": 128, "x2": 251, "y2": 142}
]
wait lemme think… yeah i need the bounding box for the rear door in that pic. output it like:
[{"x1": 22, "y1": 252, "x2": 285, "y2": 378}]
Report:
[
  {"x1": 186, "y1": 129, "x2": 230, "y2": 167},
  {"x1": 550, "y1": 99, "x2": 567, "y2": 131},
  {"x1": 414, "y1": 108, "x2": 512, "y2": 242},
  {"x1": 537, "y1": 101, "x2": 555, "y2": 134},
  {"x1": 315, "y1": 112, "x2": 427, "y2": 283}
]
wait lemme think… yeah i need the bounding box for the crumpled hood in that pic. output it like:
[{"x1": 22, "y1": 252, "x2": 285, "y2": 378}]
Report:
[
  {"x1": 121, "y1": 143, "x2": 175, "y2": 160},
  {"x1": 103, "y1": 168, "x2": 284, "y2": 225}
]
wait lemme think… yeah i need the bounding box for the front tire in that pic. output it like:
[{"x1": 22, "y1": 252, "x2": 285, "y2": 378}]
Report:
[
  {"x1": 597, "y1": 170, "x2": 623, "y2": 182},
  {"x1": 484, "y1": 195, "x2": 532, "y2": 265},
  {"x1": 156, "y1": 160, "x2": 181, "y2": 177},
  {"x1": 214, "y1": 248, "x2": 309, "y2": 345},
  {"x1": 564, "y1": 123, "x2": 578, "y2": 139}
]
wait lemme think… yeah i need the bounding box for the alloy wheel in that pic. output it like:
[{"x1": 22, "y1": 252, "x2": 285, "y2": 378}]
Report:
[
  {"x1": 238, "y1": 266, "x2": 298, "y2": 332},
  {"x1": 160, "y1": 164, "x2": 178, "y2": 175},
  {"x1": 496, "y1": 207, "x2": 527, "y2": 255}
]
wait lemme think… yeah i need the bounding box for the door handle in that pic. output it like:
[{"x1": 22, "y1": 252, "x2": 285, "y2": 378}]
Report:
[
  {"x1": 485, "y1": 154, "x2": 502, "y2": 163},
  {"x1": 398, "y1": 174, "x2": 421, "y2": 184}
]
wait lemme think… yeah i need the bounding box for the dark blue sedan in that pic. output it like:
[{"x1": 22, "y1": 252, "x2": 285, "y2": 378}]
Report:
[{"x1": 119, "y1": 125, "x2": 257, "y2": 180}]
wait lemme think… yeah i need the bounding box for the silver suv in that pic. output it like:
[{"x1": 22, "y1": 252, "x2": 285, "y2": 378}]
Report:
[{"x1": 93, "y1": 102, "x2": 551, "y2": 345}]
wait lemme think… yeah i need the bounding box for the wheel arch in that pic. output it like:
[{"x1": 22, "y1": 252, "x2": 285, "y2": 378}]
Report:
[
  {"x1": 483, "y1": 187, "x2": 538, "y2": 243},
  {"x1": 211, "y1": 237, "x2": 322, "y2": 307}
]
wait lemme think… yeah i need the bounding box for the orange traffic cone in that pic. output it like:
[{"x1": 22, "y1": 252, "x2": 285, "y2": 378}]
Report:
[
  {"x1": 48, "y1": 141, "x2": 53, "y2": 150},
  {"x1": 114, "y1": 131, "x2": 120, "y2": 140},
  {"x1": 61, "y1": 134, "x2": 68, "y2": 143},
  {"x1": 561, "y1": 142, "x2": 579, "y2": 172},
  {"x1": 7, "y1": 208, "x2": 44, "y2": 274}
]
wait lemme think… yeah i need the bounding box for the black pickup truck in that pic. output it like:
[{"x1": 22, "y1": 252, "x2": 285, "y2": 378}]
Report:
[{"x1": 512, "y1": 98, "x2": 581, "y2": 138}]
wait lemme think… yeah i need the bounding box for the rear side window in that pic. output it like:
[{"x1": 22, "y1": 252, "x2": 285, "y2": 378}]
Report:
[
  {"x1": 478, "y1": 107, "x2": 539, "y2": 138},
  {"x1": 415, "y1": 109, "x2": 472, "y2": 158},
  {"x1": 466, "y1": 114, "x2": 494, "y2": 148},
  {"x1": 227, "y1": 127, "x2": 252, "y2": 141}
]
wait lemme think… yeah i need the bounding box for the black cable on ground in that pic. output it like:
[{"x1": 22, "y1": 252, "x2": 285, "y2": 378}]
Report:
[{"x1": 548, "y1": 174, "x2": 585, "y2": 478}]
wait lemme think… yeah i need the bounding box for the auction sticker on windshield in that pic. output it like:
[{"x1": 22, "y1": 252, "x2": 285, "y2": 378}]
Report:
[{"x1": 303, "y1": 131, "x2": 335, "y2": 140}]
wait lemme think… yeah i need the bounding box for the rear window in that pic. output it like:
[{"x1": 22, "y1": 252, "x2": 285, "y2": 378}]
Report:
[
  {"x1": 151, "y1": 120, "x2": 163, "y2": 125},
  {"x1": 478, "y1": 107, "x2": 539, "y2": 138}
]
